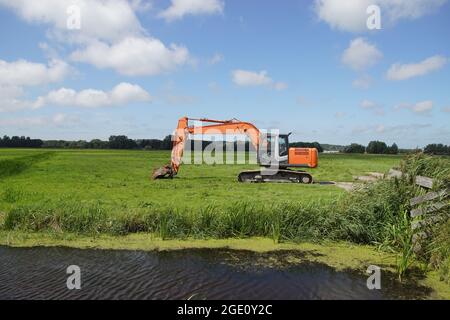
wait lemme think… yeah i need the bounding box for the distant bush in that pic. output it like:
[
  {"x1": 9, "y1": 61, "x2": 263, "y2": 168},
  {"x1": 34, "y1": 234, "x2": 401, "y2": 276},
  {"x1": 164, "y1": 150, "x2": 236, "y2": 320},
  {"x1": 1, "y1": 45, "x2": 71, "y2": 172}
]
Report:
[
  {"x1": 424, "y1": 144, "x2": 450, "y2": 155},
  {"x1": 386, "y1": 143, "x2": 399, "y2": 154},
  {"x1": 0, "y1": 135, "x2": 43, "y2": 148},
  {"x1": 366, "y1": 141, "x2": 399, "y2": 154},
  {"x1": 366, "y1": 141, "x2": 388, "y2": 154},
  {"x1": 344, "y1": 143, "x2": 365, "y2": 154}
]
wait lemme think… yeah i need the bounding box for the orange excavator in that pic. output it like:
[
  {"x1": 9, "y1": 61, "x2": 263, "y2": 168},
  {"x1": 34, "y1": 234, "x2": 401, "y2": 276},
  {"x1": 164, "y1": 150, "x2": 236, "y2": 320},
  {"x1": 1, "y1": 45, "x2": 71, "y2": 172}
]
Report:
[{"x1": 152, "y1": 117, "x2": 318, "y2": 183}]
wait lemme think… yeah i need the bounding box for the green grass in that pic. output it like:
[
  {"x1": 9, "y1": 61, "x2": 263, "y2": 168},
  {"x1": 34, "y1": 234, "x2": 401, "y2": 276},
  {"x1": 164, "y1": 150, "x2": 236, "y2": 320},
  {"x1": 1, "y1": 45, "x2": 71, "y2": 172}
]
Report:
[
  {"x1": 0, "y1": 149, "x2": 401, "y2": 213},
  {"x1": 0, "y1": 148, "x2": 402, "y2": 242}
]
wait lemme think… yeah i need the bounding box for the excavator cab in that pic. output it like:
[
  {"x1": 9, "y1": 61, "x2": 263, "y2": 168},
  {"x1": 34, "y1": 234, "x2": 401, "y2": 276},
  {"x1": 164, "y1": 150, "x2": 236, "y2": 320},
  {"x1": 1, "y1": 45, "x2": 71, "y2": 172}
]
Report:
[
  {"x1": 258, "y1": 133, "x2": 289, "y2": 166},
  {"x1": 259, "y1": 133, "x2": 318, "y2": 169}
]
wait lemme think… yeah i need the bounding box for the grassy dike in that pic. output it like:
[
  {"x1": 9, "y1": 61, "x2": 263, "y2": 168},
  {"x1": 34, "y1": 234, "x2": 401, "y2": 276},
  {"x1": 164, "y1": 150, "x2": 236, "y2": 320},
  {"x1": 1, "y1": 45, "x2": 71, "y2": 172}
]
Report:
[{"x1": 1, "y1": 230, "x2": 449, "y2": 299}]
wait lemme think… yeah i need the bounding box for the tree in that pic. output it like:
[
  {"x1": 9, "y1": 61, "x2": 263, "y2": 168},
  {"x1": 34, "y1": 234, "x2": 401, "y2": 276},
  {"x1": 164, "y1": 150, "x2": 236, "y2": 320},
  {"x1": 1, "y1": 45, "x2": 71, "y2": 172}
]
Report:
[
  {"x1": 137, "y1": 139, "x2": 163, "y2": 150},
  {"x1": 108, "y1": 135, "x2": 138, "y2": 149},
  {"x1": 344, "y1": 143, "x2": 366, "y2": 154},
  {"x1": 424, "y1": 144, "x2": 450, "y2": 155},
  {"x1": 0, "y1": 135, "x2": 43, "y2": 148},
  {"x1": 161, "y1": 135, "x2": 173, "y2": 150},
  {"x1": 386, "y1": 143, "x2": 399, "y2": 155},
  {"x1": 366, "y1": 141, "x2": 388, "y2": 154}
]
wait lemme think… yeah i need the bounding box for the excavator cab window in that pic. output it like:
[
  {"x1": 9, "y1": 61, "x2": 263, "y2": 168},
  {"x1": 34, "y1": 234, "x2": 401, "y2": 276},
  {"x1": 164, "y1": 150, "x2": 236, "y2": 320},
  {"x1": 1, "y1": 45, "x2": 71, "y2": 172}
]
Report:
[
  {"x1": 279, "y1": 135, "x2": 289, "y2": 157},
  {"x1": 266, "y1": 136, "x2": 272, "y2": 156}
]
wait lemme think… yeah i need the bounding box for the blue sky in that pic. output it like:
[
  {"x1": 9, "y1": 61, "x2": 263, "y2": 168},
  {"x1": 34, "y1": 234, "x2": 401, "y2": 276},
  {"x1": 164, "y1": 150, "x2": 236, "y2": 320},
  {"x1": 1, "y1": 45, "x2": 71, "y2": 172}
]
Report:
[{"x1": 0, "y1": 0, "x2": 449, "y2": 148}]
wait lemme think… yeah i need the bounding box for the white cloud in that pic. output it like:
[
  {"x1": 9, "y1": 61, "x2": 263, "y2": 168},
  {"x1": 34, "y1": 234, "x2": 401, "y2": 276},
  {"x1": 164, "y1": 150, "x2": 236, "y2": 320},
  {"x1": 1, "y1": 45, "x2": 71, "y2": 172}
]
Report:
[
  {"x1": 0, "y1": 58, "x2": 71, "y2": 112},
  {"x1": 0, "y1": 86, "x2": 34, "y2": 112},
  {"x1": 208, "y1": 81, "x2": 220, "y2": 92},
  {"x1": 274, "y1": 82, "x2": 288, "y2": 91},
  {"x1": 442, "y1": 107, "x2": 450, "y2": 113},
  {"x1": 314, "y1": 0, "x2": 447, "y2": 33},
  {"x1": 0, "y1": 113, "x2": 76, "y2": 127},
  {"x1": 381, "y1": 0, "x2": 447, "y2": 22},
  {"x1": 375, "y1": 124, "x2": 385, "y2": 133},
  {"x1": 386, "y1": 55, "x2": 448, "y2": 80},
  {"x1": 0, "y1": 0, "x2": 142, "y2": 43},
  {"x1": 352, "y1": 74, "x2": 373, "y2": 89},
  {"x1": 159, "y1": 0, "x2": 224, "y2": 22},
  {"x1": 232, "y1": 70, "x2": 272, "y2": 86},
  {"x1": 342, "y1": 38, "x2": 382, "y2": 71},
  {"x1": 1, "y1": 1, "x2": 192, "y2": 77},
  {"x1": 352, "y1": 123, "x2": 432, "y2": 135},
  {"x1": 314, "y1": 0, "x2": 373, "y2": 33},
  {"x1": 231, "y1": 70, "x2": 288, "y2": 90},
  {"x1": 295, "y1": 96, "x2": 313, "y2": 108},
  {"x1": 70, "y1": 37, "x2": 190, "y2": 76},
  {"x1": 34, "y1": 82, "x2": 151, "y2": 108},
  {"x1": 208, "y1": 53, "x2": 224, "y2": 65},
  {"x1": 334, "y1": 112, "x2": 346, "y2": 118},
  {"x1": 395, "y1": 100, "x2": 433, "y2": 114},
  {"x1": 0, "y1": 59, "x2": 70, "y2": 87},
  {"x1": 165, "y1": 94, "x2": 198, "y2": 105},
  {"x1": 360, "y1": 99, "x2": 384, "y2": 115}
]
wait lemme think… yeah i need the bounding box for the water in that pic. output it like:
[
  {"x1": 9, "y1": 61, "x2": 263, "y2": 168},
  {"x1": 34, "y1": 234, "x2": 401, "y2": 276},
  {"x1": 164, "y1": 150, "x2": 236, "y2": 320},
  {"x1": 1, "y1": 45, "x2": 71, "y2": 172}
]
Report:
[{"x1": 0, "y1": 246, "x2": 431, "y2": 300}]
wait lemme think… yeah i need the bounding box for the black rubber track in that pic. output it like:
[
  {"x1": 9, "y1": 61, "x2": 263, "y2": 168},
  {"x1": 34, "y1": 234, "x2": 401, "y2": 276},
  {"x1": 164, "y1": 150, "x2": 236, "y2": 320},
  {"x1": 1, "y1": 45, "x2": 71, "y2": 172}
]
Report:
[{"x1": 238, "y1": 169, "x2": 313, "y2": 184}]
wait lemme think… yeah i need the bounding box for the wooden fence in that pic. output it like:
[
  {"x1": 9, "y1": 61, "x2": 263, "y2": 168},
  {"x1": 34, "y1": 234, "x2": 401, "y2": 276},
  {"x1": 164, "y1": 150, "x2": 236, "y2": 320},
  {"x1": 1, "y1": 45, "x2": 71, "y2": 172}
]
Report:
[{"x1": 388, "y1": 169, "x2": 449, "y2": 252}]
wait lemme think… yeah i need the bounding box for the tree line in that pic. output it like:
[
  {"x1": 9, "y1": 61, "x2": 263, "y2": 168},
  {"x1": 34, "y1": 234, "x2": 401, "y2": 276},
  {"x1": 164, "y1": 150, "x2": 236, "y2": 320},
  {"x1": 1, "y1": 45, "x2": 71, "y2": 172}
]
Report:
[
  {"x1": 344, "y1": 141, "x2": 450, "y2": 155},
  {"x1": 344, "y1": 141, "x2": 399, "y2": 154},
  {"x1": 423, "y1": 144, "x2": 450, "y2": 155},
  {"x1": 1, "y1": 135, "x2": 448, "y2": 155},
  {"x1": 0, "y1": 136, "x2": 43, "y2": 148},
  {"x1": 0, "y1": 134, "x2": 324, "y2": 151},
  {"x1": 42, "y1": 135, "x2": 174, "y2": 150}
]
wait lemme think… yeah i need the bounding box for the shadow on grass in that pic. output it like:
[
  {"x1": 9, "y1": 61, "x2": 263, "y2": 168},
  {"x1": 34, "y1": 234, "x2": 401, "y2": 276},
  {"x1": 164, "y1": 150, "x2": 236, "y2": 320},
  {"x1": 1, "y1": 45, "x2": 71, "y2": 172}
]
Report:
[{"x1": 0, "y1": 152, "x2": 54, "y2": 178}]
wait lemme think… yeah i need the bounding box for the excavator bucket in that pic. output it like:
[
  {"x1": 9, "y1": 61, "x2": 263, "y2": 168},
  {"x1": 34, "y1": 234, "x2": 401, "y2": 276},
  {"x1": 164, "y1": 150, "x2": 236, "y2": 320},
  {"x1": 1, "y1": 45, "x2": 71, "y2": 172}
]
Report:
[{"x1": 151, "y1": 164, "x2": 174, "y2": 180}]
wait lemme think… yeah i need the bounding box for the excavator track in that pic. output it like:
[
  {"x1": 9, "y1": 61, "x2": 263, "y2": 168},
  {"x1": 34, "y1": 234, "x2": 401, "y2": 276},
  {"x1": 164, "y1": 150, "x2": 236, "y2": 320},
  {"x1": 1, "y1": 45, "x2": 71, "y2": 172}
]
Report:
[{"x1": 238, "y1": 169, "x2": 313, "y2": 184}]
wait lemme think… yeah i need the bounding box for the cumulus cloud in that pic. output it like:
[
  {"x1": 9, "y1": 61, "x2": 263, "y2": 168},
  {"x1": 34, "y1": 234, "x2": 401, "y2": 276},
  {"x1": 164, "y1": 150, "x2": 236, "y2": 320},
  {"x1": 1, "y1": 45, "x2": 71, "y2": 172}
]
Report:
[
  {"x1": 360, "y1": 99, "x2": 384, "y2": 115},
  {"x1": 159, "y1": 0, "x2": 224, "y2": 22},
  {"x1": 208, "y1": 53, "x2": 224, "y2": 65},
  {"x1": 342, "y1": 38, "x2": 382, "y2": 71},
  {"x1": 231, "y1": 70, "x2": 288, "y2": 90},
  {"x1": 314, "y1": 0, "x2": 373, "y2": 33},
  {"x1": 314, "y1": 0, "x2": 447, "y2": 33},
  {"x1": 395, "y1": 100, "x2": 433, "y2": 114},
  {"x1": 0, "y1": 1, "x2": 192, "y2": 77},
  {"x1": 0, "y1": 59, "x2": 70, "y2": 87},
  {"x1": 352, "y1": 74, "x2": 373, "y2": 89},
  {"x1": 0, "y1": 113, "x2": 76, "y2": 127},
  {"x1": 34, "y1": 82, "x2": 151, "y2": 108},
  {"x1": 0, "y1": 86, "x2": 34, "y2": 112},
  {"x1": 0, "y1": 58, "x2": 71, "y2": 112},
  {"x1": 165, "y1": 94, "x2": 198, "y2": 105},
  {"x1": 386, "y1": 55, "x2": 448, "y2": 80},
  {"x1": 0, "y1": 0, "x2": 142, "y2": 43},
  {"x1": 70, "y1": 37, "x2": 190, "y2": 76},
  {"x1": 334, "y1": 112, "x2": 346, "y2": 118},
  {"x1": 352, "y1": 123, "x2": 432, "y2": 135}
]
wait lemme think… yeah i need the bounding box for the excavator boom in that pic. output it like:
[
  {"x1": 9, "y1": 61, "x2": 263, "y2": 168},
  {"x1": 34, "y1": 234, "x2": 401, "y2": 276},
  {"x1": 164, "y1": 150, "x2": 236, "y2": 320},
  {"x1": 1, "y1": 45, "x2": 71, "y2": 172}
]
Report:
[{"x1": 152, "y1": 117, "x2": 260, "y2": 179}]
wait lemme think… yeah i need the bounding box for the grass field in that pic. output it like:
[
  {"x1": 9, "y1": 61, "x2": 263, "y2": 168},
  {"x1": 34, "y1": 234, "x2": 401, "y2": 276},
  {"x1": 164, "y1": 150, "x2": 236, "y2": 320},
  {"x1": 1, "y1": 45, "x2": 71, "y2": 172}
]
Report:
[
  {"x1": 0, "y1": 148, "x2": 405, "y2": 242},
  {"x1": 0, "y1": 148, "x2": 402, "y2": 214}
]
